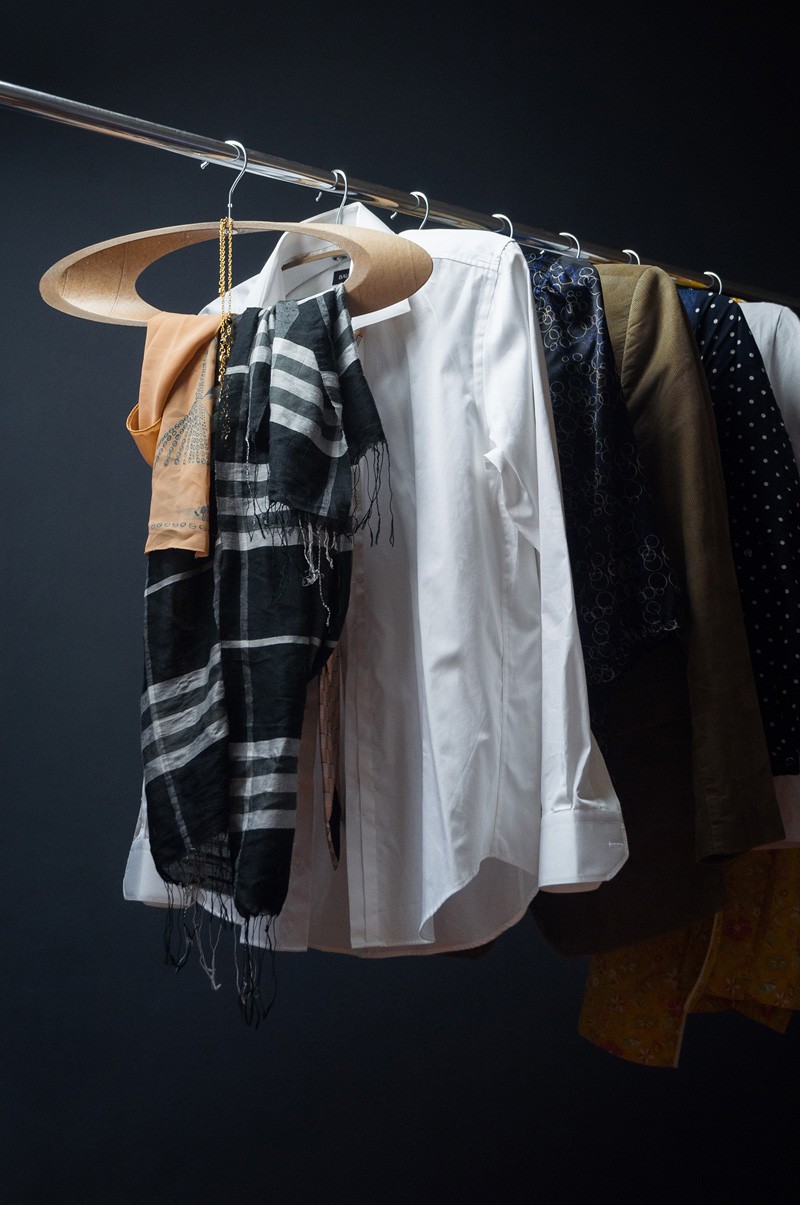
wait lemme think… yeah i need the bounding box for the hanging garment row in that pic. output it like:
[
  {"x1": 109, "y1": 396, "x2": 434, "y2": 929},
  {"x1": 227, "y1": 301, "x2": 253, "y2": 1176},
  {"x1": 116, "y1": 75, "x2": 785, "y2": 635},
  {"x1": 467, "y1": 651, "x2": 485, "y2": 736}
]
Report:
[
  {"x1": 121, "y1": 202, "x2": 628, "y2": 1009},
  {"x1": 61, "y1": 198, "x2": 798, "y2": 1039}
]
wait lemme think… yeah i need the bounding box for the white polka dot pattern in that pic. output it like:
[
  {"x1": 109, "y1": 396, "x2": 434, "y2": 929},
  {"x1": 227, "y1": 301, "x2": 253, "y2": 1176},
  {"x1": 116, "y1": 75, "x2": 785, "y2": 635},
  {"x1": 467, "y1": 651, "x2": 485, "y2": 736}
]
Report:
[{"x1": 680, "y1": 288, "x2": 800, "y2": 775}]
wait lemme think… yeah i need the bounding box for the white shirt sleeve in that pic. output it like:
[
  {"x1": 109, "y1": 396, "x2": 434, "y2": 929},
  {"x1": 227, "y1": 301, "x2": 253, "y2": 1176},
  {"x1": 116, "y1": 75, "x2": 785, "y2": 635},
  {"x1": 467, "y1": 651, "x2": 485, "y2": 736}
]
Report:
[
  {"x1": 740, "y1": 301, "x2": 800, "y2": 849},
  {"x1": 741, "y1": 301, "x2": 800, "y2": 471},
  {"x1": 479, "y1": 242, "x2": 629, "y2": 889}
]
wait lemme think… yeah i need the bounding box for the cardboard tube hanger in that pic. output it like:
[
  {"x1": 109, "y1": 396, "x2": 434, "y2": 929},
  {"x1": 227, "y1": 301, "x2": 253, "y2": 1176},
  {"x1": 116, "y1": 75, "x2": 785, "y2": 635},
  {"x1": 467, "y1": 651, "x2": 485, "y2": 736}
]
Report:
[{"x1": 38, "y1": 220, "x2": 435, "y2": 327}]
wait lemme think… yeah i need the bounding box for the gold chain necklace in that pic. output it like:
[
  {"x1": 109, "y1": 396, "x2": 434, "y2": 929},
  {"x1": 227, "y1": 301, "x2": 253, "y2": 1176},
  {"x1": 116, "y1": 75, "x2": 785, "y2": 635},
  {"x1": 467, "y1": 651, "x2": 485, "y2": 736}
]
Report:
[{"x1": 216, "y1": 215, "x2": 234, "y2": 439}]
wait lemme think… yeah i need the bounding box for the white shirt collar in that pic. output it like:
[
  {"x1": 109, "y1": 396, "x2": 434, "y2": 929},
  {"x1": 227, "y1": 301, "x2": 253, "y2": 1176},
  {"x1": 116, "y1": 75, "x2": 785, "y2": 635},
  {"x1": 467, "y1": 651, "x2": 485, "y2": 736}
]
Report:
[{"x1": 199, "y1": 201, "x2": 410, "y2": 331}]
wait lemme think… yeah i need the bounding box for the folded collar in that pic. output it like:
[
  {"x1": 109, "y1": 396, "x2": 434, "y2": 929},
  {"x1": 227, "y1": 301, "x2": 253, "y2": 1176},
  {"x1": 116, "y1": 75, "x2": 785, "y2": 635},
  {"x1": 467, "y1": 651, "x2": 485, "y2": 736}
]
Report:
[{"x1": 199, "y1": 201, "x2": 410, "y2": 331}]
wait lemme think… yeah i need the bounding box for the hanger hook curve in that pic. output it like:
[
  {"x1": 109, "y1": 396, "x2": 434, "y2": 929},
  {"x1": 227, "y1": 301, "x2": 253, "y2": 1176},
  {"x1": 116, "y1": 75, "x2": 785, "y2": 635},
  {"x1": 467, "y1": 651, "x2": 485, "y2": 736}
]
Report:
[
  {"x1": 332, "y1": 169, "x2": 349, "y2": 224},
  {"x1": 198, "y1": 140, "x2": 248, "y2": 223},
  {"x1": 559, "y1": 231, "x2": 581, "y2": 258},
  {"x1": 223, "y1": 141, "x2": 248, "y2": 222},
  {"x1": 492, "y1": 213, "x2": 514, "y2": 238},
  {"x1": 703, "y1": 270, "x2": 723, "y2": 294},
  {"x1": 622, "y1": 248, "x2": 640, "y2": 264},
  {"x1": 410, "y1": 191, "x2": 430, "y2": 229}
]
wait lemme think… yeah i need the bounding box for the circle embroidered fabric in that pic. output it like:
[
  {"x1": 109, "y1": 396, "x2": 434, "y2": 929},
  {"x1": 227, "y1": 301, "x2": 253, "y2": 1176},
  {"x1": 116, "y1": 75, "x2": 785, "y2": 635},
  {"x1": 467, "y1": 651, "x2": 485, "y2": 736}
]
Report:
[{"x1": 527, "y1": 252, "x2": 682, "y2": 689}]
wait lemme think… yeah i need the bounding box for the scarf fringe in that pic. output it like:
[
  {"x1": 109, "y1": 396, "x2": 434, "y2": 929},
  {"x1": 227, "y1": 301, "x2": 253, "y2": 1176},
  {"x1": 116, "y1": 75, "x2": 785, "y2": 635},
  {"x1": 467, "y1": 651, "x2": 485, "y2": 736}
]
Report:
[
  {"x1": 352, "y1": 440, "x2": 394, "y2": 548},
  {"x1": 160, "y1": 880, "x2": 279, "y2": 1027},
  {"x1": 242, "y1": 439, "x2": 393, "y2": 558}
]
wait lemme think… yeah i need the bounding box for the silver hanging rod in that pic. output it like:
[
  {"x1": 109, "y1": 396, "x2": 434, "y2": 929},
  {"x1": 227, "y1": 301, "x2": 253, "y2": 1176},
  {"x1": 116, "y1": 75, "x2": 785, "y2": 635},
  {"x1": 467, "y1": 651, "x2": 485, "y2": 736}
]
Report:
[{"x1": 2, "y1": 79, "x2": 799, "y2": 311}]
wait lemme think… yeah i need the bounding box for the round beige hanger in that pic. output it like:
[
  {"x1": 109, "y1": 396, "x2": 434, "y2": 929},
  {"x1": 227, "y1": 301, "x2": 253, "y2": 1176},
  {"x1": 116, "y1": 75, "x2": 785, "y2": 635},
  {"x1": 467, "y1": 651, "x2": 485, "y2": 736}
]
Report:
[{"x1": 39, "y1": 220, "x2": 434, "y2": 327}]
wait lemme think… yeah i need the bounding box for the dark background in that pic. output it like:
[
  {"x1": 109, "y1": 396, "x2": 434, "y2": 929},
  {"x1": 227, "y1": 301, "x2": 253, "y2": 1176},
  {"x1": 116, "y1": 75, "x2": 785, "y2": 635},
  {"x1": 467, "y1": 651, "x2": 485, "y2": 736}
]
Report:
[{"x1": 2, "y1": 6, "x2": 799, "y2": 1203}]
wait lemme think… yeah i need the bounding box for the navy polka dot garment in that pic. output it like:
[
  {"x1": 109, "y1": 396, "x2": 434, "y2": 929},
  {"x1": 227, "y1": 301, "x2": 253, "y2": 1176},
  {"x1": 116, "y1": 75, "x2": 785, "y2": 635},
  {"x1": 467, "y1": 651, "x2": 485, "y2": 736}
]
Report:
[
  {"x1": 679, "y1": 287, "x2": 800, "y2": 775},
  {"x1": 527, "y1": 251, "x2": 682, "y2": 690}
]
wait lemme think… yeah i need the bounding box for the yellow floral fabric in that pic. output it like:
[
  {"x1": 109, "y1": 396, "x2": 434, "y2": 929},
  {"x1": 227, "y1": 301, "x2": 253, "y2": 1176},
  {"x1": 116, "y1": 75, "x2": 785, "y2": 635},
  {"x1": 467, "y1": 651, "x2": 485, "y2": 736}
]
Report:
[{"x1": 578, "y1": 849, "x2": 800, "y2": 1067}]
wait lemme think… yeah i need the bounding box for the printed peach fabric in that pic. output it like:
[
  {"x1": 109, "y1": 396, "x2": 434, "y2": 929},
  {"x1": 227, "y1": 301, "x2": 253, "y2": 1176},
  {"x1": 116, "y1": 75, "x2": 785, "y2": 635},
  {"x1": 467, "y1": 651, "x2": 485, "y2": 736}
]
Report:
[
  {"x1": 126, "y1": 312, "x2": 221, "y2": 556},
  {"x1": 579, "y1": 849, "x2": 800, "y2": 1067}
]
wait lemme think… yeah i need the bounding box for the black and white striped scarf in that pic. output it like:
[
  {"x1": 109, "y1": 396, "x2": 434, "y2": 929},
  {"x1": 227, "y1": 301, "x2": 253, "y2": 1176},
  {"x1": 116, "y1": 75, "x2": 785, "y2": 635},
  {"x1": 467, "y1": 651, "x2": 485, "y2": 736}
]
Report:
[{"x1": 140, "y1": 286, "x2": 387, "y2": 1009}]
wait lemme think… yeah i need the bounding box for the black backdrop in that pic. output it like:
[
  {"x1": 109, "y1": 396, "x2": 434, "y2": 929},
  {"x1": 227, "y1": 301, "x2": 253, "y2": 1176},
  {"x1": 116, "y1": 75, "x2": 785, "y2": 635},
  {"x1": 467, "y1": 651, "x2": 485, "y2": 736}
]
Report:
[{"x1": 2, "y1": 6, "x2": 799, "y2": 1202}]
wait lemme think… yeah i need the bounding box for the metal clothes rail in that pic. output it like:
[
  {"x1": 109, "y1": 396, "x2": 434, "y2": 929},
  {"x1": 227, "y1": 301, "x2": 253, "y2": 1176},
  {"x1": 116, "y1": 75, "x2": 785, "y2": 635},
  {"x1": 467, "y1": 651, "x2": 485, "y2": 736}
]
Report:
[{"x1": 2, "y1": 79, "x2": 799, "y2": 311}]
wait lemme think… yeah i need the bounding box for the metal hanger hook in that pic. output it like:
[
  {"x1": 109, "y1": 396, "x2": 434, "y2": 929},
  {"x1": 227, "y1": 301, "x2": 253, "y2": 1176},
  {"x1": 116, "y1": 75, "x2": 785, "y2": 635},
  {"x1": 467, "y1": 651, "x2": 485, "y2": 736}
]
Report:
[
  {"x1": 410, "y1": 191, "x2": 430, "y2": 229},
  {"x1": 198, "y1": 139, "x2": 248, "y2": 222},
  {"x1": 492, "y1": 213, "x2": 514, "y2": 238},
  {"x1": 331, "y1": 169, "x2": 349, "y2": 224},
  {"x1": 623, "y1": 248, "x2": 640, "y2": 264},
  {"x1": 559, "y1": 231, "x2": 581, "y2": 258},
  {"x1": 222, "y1": 140, "x2": 248, "y2": 223},
  {"x1": 703, "y1": 270, "x2": 723, "y2": 294}
]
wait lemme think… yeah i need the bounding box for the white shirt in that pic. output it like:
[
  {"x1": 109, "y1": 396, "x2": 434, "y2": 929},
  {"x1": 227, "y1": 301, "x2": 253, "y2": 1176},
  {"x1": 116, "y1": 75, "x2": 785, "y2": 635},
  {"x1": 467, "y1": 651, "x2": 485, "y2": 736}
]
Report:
[
  {"x1": 740, "y1": 300, "x2": 800, "y2": 848},
  {"x1": 740, "y1": 301, "x2": 800, "y2": 472},
  {"x1": 124, "y1": 203, "x2": 628, "y2": 952}
]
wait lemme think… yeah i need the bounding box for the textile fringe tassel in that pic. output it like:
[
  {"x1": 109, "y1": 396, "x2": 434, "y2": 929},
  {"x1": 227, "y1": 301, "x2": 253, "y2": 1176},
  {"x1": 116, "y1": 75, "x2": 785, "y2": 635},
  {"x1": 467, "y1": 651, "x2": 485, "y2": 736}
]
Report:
[
  {"x1": 351, "y1": 441, "x2": 394, "y2": 548},
  {"x1": 162, "y1": 882, "x2": 196, "y2": 973},
  {"x1": 162, "y1": 883, "x2": 222, "y2": 981},
  {"x1": 160, "y1": 884, "x2": 278, "y2": 1026},
  {"x1": 242, "y1": 440, "x2": 393, "y2": 600},
  {"x1": 235, "y1": 916, "x2": 278, "y2": 1028}
]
